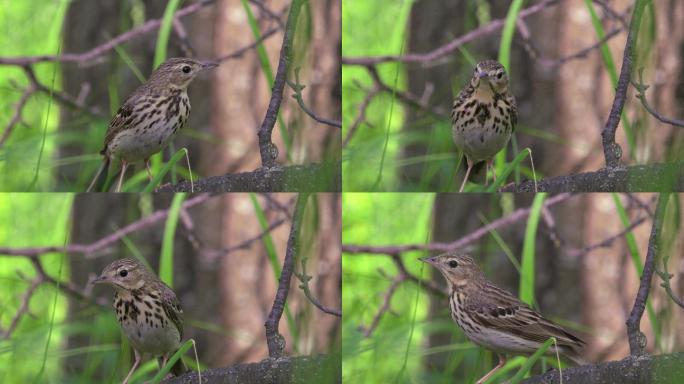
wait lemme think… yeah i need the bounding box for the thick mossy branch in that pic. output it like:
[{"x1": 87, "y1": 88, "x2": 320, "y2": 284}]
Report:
[
  {"x1": 162, "y1": 355, "x2": 338, "y2": 384},
  {"x1": 503, "y1": 163, "x2": 684, "y2": 192},
  {"x1": 157, "y1": 163, "x2": 340, "y2": 192},
  {"x1": 522, "y1": 353, "x2": 684, "y2": 384}
]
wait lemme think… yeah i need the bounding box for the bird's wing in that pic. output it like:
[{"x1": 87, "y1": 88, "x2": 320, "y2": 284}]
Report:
[
  {"x1": 465, "y1": 283, "x2": 584, "y2": 350},
  {"x1": 159, "y1": 282, "x2": 184, "y2": 339},
  {"x1": 507, "y1": 94, "x2": 518, "y2": 131},
  {"x1": 102, "y1": 96, "x2": 138, "y2": 154},
  {"x1": 452, "y1": 83, "x2": 475, "y2": 120}
]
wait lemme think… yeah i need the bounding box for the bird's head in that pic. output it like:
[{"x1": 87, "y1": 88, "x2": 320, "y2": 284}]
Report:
[
  {"x1": 420, "y1": 252, "x2": 483, "y2": 289},
  {"x1": 150, "y1": 57, "x2": 219, "y2": 90},
  {"x1": 470, "y1": 60, "x2": 509, "y2": 94},
  {"x1": 92, "y1": 258, "x2": 153, "y2": 291}
]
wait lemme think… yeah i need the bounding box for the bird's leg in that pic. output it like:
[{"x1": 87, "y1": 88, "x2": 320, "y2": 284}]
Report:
[
  {"x1": 144, "y1": 158, "x2": 154, "y2": 181},
  {"x1": 486, "y1": 159, "x2": 497, "y2": 186},
  {"x1": 122, "y1": 349, "x2": 141, "y2": 384},
  {"x1": 459, "y1": 158, "x2": 474, "y2": 193},
  {"x1": 476, "y1": 354, "x2": 506, "y2": 384},
  {"x1": 115, "y1": 160, "x2": 129, "y2": 193}
]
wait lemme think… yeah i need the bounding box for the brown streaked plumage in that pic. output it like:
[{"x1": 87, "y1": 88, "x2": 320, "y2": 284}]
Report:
[
  {"x1": 421, "y1": 252, "x2": 585, "y2": 384},
  {"x1": 452, "y1": 60, "x2": 517, "y2": 192},
  {"x1": 93, "y1": 258, "x2": 186, "y2": 384},
  {"x1": 87, "y1": 57, "x2": 218, "y2": 192}
]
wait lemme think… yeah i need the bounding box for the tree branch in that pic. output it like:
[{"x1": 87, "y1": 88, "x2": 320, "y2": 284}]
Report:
[
  {"x1": 503, "y1": 163, "x2": 684, "y2": 192},
  {"x1": 162, "y1": 354, "x2": 337, "y2": 384},
  {"x1": 601, "y1": 0, "x2": 648, "y2": 168},
  {"x1": 632, "y1": 69, "x2": 684, "y2": 128},
  {"x1": 626, "y1": 193, "x2": 669, "y2": 356},
  {"x1": 156, "y1": 163, "x2": 340, "y2": 192},
  {"x1": 265, "y1": 193, "x2": 309, "y2": 358},
  {"x1": 521, "y1": 353, "x2": 684, "y2": 384},
  {"x1": 258, "y1": 0, "x2": 305, "y2": 167}
]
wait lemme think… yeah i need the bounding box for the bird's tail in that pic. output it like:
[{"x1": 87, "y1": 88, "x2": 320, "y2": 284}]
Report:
[{"x1": 86, "y1": 157, "x2": 110, "y2": 192}]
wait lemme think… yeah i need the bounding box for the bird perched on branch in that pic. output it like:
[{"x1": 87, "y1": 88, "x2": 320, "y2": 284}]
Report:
[
  {"x1": 421, "y1": 252, "x2": 585, "y2": 384},
  {"x1": 93, "y1": 258, "x2": 186, "y2": 384},
  {"x1": 452, "y1": 60, "x2": 517, "y2": 192},
  {"x1": 87, "y1": 57, "x2": 218, "y2": 192}
]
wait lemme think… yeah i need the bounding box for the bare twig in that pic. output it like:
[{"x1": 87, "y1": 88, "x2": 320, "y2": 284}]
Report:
[
  {"x1": 0, "y1": 0, "x2": 215, "y2": 66},
  {"x1": 287, "y1": 68, "x2": 341, "y2": 129},
  {"x1": 342, "y1": 0, "x2": 558, "y2": 66},
  {"x1": 0, "y1": 194, "x2": 213, "y2": 258},
  {"x1": 258, "y1": 0, "x2": 305, "y2": 168},
  {"x1": 566, "y1": 216, "x2": 648, "y2": 257},
  {"x1": 601, "y1": 0, "x2": 649, "y2": 168},
  {"x1": 3, "y1": 273, "x2": 42, "y2": 338},
  {"x1": 265, "y1": 192, "x2": 309, "y2": 358},
  {"x1": 626, "y1": 193, "x2": 669, "y2": 355},
  {"x1": 362, "y1": 270, "x2": 404, "y2": 337},
  {"x1": 0, "y1": 84, "x2": 36, "y2": 147},
  {"x1": 294, "y1": 257, "x2": 342, "y2": 317},
  {"x1": 632, "y1": 69, "x2": 684, "y2": 128},
  {"x1": 343, "y1": 84, "x2": 380, "y2": 148},
  {"x1": 342, "y1": 193, "x2": 571, "y2": 255}
]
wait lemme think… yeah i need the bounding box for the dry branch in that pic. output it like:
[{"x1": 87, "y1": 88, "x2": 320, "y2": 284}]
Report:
[
  {"x1": 156, "y1": 163, "x2": 340, "y2": 192},
  {"x1": 503, "y1": 163, "x2": 684, "y2": 192},
  {"x1": 521, "y1": 353, "x2": 684, "y2": 384},
  {"x1": 162, "y1": 355, "x2": 338, "y2": 384}
]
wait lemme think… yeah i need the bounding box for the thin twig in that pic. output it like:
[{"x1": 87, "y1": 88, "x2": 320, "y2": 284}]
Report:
[
  {"x1": 342, "y1": 193, "x2": 571, "y2": 255},
  {"x1": 632, "y1": 69, "x2": 684, "y2": 128},
  {"x1": 294, "y1": 257, "x2": 342, "y2": 317},
  {"x1": 0, "y1": 194, "x2": 213, "y2": 258},
  {"x1": 287, "y1": 68, "x2": 341, "y2": 129},
  {"x1": 0, "y1": 0, "x2": 215, "y2": 66},
  {"x1": 342, "y1": 0, "x2": 558, "y2": 66}
]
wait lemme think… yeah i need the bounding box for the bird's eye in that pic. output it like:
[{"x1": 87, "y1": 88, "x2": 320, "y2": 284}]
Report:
[
  {"x1": 182, "y1": 65, "x2": 191, "y2": 74},
  {"x1": 496, "y1": 72, "x2": 503, "y2": 79},
  {"x1": 448, "y1": 260, "x2": 458, "y2": 268},
  {"x1": 119, "y1": 269, "x2": 128, "y2": 277}
]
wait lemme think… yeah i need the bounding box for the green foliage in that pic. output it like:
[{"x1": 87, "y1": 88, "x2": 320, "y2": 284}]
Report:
[
  {"x1": 0, "y1": 194, "x2": 73, "y2": 382},
  {"x1": 0, "y1": 1, "x2": 69, "y2": 191},
  {"x1": 519, "y1": 193, "x2": 545, "y2": 306}
]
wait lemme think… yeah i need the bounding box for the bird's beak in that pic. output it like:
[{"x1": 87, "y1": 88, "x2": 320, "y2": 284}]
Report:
[
  {"x1": 477, "y1": 70, "x2": 489, "y2": 79},
  {"x1": 91, "y1": 275, "x2": 107, "y2": 285},
  {"x1": 201, "y1": 61, "x2": 220, "y2": 70},
  {"x1": 419, "y1": 256, "x2": 436, "y2": 266}
]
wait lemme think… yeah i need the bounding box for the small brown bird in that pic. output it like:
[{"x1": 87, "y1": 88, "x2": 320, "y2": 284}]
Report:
[
  {"x1": 87, "y1": 57, "x2": 218, "y2": 192},
  {"x1": 452, "y1": 60, "x2": 517, "y2": 192},
  {"x1": 93, "y1": 258, "x2": 186, "y2": 384},
  {"x1": 421, "y1": 252, "x2": 585, "y2": 384}
]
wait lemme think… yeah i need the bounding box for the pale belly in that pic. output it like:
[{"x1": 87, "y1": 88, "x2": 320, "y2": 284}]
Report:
[
  {"x1": 120, "y1": 316, "x2": 181, "y2": 356},
  {"x1": 107, "y1": 99, "x2": 189, "y2": 163},
  {"x1": 452, "y1": 102, "x2": 512, "y2": 163}
]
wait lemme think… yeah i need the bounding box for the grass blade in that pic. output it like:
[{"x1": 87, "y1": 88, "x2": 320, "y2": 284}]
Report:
[
  {"x1": 159, "y1": 193, "x2": 186, "y2": 287},
  {"x1": 520, "y1": 193, "x2": 546, "y2": 306}
]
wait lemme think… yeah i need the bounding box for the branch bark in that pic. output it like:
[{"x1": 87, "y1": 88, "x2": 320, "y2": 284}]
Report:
[
  {"x1": 265, "y1": 193, "x2": 309, "y2": 358},
  {"x1": 601, "y1": 0, "x2": 648, "y2": 168},
  {"x1": 162, "y1": 354, "x2": 338, "y2": 384},
  {"x1": 502, "y1": 163, "x2": 684, "y2": 192},
  {"x1": 156, "y1": 163, "x2": 340, "y2": 192},
  {"x1": 257, "y1": 0, "x2": 305, "y2": 167},
  {"x1": 626, "y1": 193, "x2": 669, "y2": 355},
  {"x1": 521, "y1": 353, "x2": 684, "y2": 384}
]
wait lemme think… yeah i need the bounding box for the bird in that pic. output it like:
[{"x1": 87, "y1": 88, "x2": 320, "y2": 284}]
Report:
[
  {"x1": 452, "y1": 60, "x2": 517, "y2": 192},
  {"x1": 421, "y1": 252, "x2": 585, "y2": 384},
  {"x1": 92, "y1": 258, "x2": 186, "y2": 384},
  {"x1": 87, "y1": 57, "x2": 218, "y2": 192}
]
